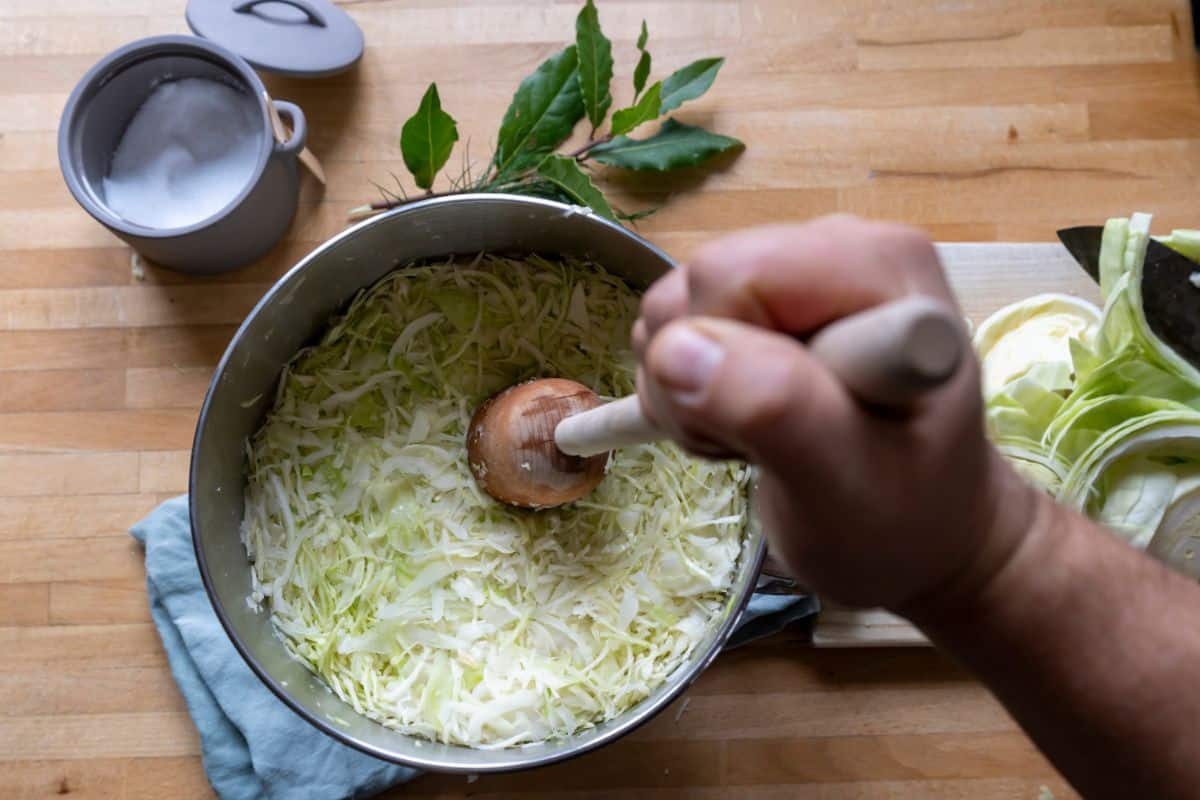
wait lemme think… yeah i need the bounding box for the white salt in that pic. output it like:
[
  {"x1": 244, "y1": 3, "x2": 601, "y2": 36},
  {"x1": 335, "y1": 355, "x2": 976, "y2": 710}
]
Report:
[{"x1": 102, "y1": 77, "x2": 262, "y2": 230}]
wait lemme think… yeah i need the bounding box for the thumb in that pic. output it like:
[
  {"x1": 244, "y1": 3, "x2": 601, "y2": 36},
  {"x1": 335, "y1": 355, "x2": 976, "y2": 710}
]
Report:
[{"x1": 639, "y1": 317, "x2": 855, "y2": 470}]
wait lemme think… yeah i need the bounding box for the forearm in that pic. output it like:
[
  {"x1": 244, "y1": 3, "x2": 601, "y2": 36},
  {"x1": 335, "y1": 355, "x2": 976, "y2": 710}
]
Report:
[{"x1": 908, "y1": 481, "x2": 1200, "y2": 799}]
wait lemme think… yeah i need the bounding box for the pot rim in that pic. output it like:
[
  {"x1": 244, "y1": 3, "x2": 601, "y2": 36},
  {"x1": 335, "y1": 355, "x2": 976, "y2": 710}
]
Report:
[{"x1": 189, "y1": 193, "x2": 767, "y2": 772}]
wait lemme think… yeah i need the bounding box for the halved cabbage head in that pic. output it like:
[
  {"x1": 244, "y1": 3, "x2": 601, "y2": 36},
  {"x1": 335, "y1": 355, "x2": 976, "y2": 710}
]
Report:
[
  {"x1": 979, "y1": 212, "x2": 1200, "y2": 577},
  {"x1": 974, "y1": 293, "x2": 1101, "y2": 398},
  {"x1": 976, "y1": 294, "x2": 1101, "y2": 494}
]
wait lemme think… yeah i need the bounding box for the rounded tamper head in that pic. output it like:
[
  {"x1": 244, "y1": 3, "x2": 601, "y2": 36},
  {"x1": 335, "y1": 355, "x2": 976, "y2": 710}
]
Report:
[{"x1": 467, "y1": 378, "x2": 608, "y2": 508}]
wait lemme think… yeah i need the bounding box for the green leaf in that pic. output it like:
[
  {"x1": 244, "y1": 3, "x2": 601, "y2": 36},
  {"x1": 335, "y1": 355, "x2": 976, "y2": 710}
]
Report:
[
  {"x1": 659, "y1": 57, "x2": 724, "y2": 114},
  {"x1": 633, "y1": 21, "x2": 651, "y2": 99},
  {"x1": 400, "y1": 83, "x2": 459, "y2": 190},
  {"x1": 589, "y1": 118, "x2": 742, "y2": 171},
  {"x1": 494, "y1": 46, "x2": 585, "y2": 179},
  {"x1": 535, "y1": 155, "x2": 616, "y2": 220},
  {"x1": 633, "y1": 51, "x2": 652, "y2": 100},
  {"x1": 575, "y1": 0, "x2": 613, "y2": 131},
  {"x1": 609, "y1": 82, "x2": 661, "y2": 136}
]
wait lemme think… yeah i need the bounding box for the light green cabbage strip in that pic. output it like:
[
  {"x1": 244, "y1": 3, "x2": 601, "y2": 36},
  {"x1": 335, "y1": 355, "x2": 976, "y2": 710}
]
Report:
[
  {"x1": 1060, "y1": 423, "x2": 1200, "y2": 549},
  {"x1": 981, "y1": 212, "x2": 1200, "y2": 564},
  {"x1": 242, "y1": 254, "x2": 748, "y2": 748}
]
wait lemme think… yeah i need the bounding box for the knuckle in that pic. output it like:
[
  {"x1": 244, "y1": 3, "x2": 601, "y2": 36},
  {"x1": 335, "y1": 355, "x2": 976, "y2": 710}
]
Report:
[
  {"x1": 686, "y1": 247, "x2": 770, "y2": 322},
  {"x1": 640, "y1": 271, "x2": 685, "y2": 326},
  {"x1": 684, "y1": 249, "x2": 729, "y2": 294},
  {"x1": 878, "y1": 224, "x2": 940, "y2": 275},
  {"x1": 816, "y1": 212, "x2": 867, "y2": 231}
]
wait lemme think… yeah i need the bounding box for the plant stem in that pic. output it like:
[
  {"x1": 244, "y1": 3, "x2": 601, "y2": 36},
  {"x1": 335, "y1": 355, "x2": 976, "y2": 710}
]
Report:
[
  {"x1": 347, "y1": 175, "x2": 539, "y2": 221},
  {"x1": 568, "y1": 135, "x2": 612, "y2": 161}
]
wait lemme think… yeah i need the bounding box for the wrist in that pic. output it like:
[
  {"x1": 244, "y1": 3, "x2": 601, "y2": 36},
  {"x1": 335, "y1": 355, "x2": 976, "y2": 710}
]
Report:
[{"x1": 896, "y1": 449, "x2": 1060, "y2": 628}]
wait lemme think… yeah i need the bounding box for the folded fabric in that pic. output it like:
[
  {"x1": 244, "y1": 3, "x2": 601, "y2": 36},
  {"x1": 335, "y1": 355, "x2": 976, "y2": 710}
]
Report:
[{"x1": 132, "y1": 495, "x2": 816, "y2": 800}]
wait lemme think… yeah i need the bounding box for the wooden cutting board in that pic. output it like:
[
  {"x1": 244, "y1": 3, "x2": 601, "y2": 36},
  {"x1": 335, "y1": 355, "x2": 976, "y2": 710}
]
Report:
[{"x1": 809, "y1": 241, "x2": 1102, "y2": 647}]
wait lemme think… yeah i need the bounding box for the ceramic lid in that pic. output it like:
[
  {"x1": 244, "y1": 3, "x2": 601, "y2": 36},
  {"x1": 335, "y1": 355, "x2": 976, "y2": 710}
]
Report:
[{"x1": 186, "y1": 0, "x2": 364, "y2": 77}]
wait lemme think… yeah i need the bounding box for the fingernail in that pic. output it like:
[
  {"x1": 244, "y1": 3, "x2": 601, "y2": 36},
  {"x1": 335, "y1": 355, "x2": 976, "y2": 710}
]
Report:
[{"x1": 654, "y1": 324, "x2": 724, "y2": 402}]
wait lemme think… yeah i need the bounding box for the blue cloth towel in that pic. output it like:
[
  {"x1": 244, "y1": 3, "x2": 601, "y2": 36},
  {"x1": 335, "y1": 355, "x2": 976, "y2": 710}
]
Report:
[{"x1": 132, "y1": 495, "x2": 816, "y2": 800}]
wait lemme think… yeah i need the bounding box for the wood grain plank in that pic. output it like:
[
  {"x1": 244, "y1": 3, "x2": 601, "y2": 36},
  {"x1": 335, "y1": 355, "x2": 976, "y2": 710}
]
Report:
[
  {"x1": 137, "y1": 451, "x2": 189, "y2": 494},
  {"x1": 0, "y1": 131, "x2": 58, "y2": 174},
  {"x1": 0, "y1": 712, "x2": 199, "y2": 761},
  {"x1": 0, "y1": 94, "x2": 68, "y2": 134},
  {"x1": 738, "y1": 0, "x2": 1179, "y2": 36},
  {"x1": 0, "y1": 284, "x2": 268, "y2": 330},
  {"x1": 0, "y1": 666, "x2": 183, "y2": 716},
  {"x1": 0, "y1": 247, "x2": 144, "y2": 289},
  {"x1": 627, "y1": 190, "x2": 842, "y2": 235},
  {"x1": 48, "y1": 578, "x2": 148, "y2": 625},
  {"x1": 0, "y1": 325, "x2": 233, "y2": 378},
  {"x1": 0, "y1": 452, "x2": 138, "y2": 497},
  {"x1": 0, "y1": 0, "x2": 160, "y2": 14},
  {"x1": 0, "y1": 329, "x2": 128, "y2": 371},
  {"x1": 415, "y1": 739, "x2": 724, "y2": 793},
  {"x1": 0, "y1": 410, "x2": 196, "y2": 452},
  {"x1": 0, "y1": 624, "x2": 166, "y2": 670},
  {"x1": 1089, "y1": 96, "x2": 1200, "y2": 140},
  {"x1": 630, "y1": 687, "x2": 1015, "y2": 742},
  {"x1": 0, "y1": 16, "x2": 183, "y2": 57},
  {"x1": 0, "y1": 535, "x2": 143, "y2": 583},
  {"x1": 0, "y1": 369, "x2": 125, "y2": 413},
  {"x1": 724, "y1": 732, "x2": 1057, "y2": 784},
  {"x1": 857, "y1": 25, "x2": 1174, "y2": 71},
  {"x1": 0, "y1": 494, "x2": 158, "y2": 540},
  {"x1": 345, "y1": 2, "x2": 740, "y2": 46},
  {"x1": 837, "y1": 172, "x2": 1200, "y2": 230},
  {"x1": 125, "y1": 756, "x2": 217, "y2": 800},
  {"x1": 123, "y1": 326, "x2": 238, "y2": 370},
  {"x1": 0, "y1": 209, "x2": 126, "y2": 250},
  {"x1": 0, "y1": 583, "x2": 49, "y2": 626},
  {"x1": 0, "y1": 758, "x2": 128, "y2": 800},
  {"x1": 650, "y1": 227, "x2": 1002, "y2": 266},
  {"x1": 0, "y1": 243, "x2": 320, "y2": 289},
  {"x1": 124, "y1": 367, "x2": 212, "y2": 410},
  {"x1": 0, "y1": 170, "x2": 77, "y2": 210}
]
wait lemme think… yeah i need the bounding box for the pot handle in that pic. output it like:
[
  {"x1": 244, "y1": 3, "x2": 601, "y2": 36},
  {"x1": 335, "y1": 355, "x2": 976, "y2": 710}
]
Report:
[
  {"x1": 233, "y1": 0, "x2": 327, "y2": 27},
  {"x1": 271, "y1": 100, "x2": 307, "y2": 157}
]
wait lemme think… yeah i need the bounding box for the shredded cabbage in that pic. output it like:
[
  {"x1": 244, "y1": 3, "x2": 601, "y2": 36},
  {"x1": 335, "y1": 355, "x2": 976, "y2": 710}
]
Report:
[{"x1": 241, "y1": 254, "x2": 748, "y2": 748}]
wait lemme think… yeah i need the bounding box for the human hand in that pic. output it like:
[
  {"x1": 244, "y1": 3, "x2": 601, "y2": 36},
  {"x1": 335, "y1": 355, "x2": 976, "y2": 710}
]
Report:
[{"x1": 634, "y1": 215, "x2": 1041, "y2": 612}]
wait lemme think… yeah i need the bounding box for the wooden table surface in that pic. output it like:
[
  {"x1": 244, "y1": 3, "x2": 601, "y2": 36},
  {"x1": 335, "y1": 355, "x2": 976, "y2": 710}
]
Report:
[{"x1": 3, "y1": 0, "x2": 1198, "y2": 797}]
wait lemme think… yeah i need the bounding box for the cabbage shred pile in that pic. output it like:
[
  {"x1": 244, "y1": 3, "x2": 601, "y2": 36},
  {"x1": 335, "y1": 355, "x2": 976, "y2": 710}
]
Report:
[{"x1": 242, "y1": 254, "x2": 748, "y2": 748}]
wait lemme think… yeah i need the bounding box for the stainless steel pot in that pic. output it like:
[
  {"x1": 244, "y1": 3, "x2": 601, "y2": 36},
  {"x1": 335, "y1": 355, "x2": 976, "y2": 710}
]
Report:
[{"x1": 190, "y1": 194, "x2": 766, "y2": 772}]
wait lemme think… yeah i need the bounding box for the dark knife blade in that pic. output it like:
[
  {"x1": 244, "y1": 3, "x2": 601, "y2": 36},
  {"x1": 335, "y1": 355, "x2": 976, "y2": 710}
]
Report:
[
  {"x1": 1141, "y1": 238, "x2": 1200, "y2": 370},
  {"x1": 1056, "y1": 227, "x2": 1200, "y2": 369},
  {"x1": 1056, "y1": 226, "x2": 1105, "y2": 284}
]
